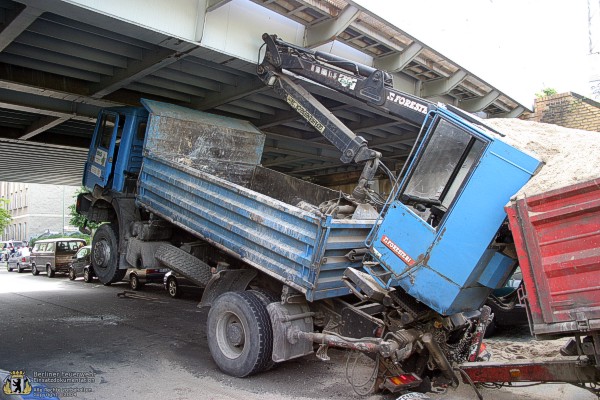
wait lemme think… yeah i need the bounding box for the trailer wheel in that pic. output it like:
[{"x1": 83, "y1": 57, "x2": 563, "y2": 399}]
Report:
[
  {"x1": 92, "y1": 224, "x2": 126, "y2": 284},
  {"x1": 207, "y1": 291, "x2": 273, "y2": 377}
]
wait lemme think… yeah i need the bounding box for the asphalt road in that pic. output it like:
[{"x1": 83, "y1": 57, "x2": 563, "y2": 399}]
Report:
[{"x1": 0, "y1": 265, "x2": 596, "y2": 400}]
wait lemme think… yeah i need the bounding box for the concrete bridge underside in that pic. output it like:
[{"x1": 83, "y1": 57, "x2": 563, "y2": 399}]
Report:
[{"x1": 0, "y1": 0, "x2": 526, "y2": 186}]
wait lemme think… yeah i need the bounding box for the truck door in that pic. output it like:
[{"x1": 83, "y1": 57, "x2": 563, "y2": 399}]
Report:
[
  {"x1": 84, "y1": 111, "x2": 121, "y2": 190},
  {"x1": 369, "y1": 113, "x2": 488, "y2": 279}
]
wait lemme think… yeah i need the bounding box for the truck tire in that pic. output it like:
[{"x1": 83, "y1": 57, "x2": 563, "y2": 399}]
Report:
[
  {"x1": 248, "y1": 289, "x2": 278, "y2": 371},
  {"x1": 92, "y1": 224, "x2": 126, "y2": 284},
  {"x1": 155, "y1": 244, "x2": 211, "y2": 287},
  {"x1": 207, "y1": 291, "x2": 273, "y2": 377}
]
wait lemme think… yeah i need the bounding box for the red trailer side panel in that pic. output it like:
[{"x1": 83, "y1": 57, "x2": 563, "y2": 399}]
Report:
[{"x1": 506, "y1": 178, "x2": 600, "y2": 338}]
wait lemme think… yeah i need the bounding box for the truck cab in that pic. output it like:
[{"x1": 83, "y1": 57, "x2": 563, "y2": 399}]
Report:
[
  {"x1": 367, "y1": 107, "x2": 540, "y2": 315},
  {"x1": 83, "y1": 106, "x2": 148, "y2": 194}
]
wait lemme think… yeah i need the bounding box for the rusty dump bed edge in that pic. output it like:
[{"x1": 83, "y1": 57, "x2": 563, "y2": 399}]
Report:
[{"x1": 506, "y1": 178, "x2": 600, "y2": 338}]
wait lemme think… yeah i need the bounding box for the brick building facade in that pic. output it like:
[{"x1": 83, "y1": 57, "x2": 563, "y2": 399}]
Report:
[{"x1": 520, "y1": 92, "x2": 600, "y2": 132}]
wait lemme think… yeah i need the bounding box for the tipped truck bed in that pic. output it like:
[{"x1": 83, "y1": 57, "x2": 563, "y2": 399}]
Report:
[
  {"x1": 506, "y1": 178, "x2": 600, "y2": 338},
  {"x1": 136, "y1": 99, "x2": 374, "y2": 302}
]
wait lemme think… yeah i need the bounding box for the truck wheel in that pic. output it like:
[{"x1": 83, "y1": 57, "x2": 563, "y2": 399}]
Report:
[
  {"x1": 207, "y1": 291, "x2": 273, "y2": 377},
  {"x1": 92, "y1": 224, "x2": 126, "y2": 284},
  {"x1": 155, "y1": 244, "x2": 212, "y2": 287},
  {"x1": 46, "y1": 265, "x2": 55, "y2": 278},
  {"x1": 31, "y1": 264, "x2": 39, "y2": 275},
  {"x1": 248, "y1": 289, "x2": 278, "y2": 371},
  {"x1": 249, "y1": 288, "x2": 279, "y2": 305}
]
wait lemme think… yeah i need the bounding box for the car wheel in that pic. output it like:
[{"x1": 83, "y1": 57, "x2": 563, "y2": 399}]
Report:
[
  {"x1": 83, "y1": 268, "x2": 92, "y2": 283},
  {"x1": 31, "y1": 264, "x2": 39, "y2": 276},
  {"x1": 130, "y1": 273, "x2": 142, "y2": 291},
  {"x1": 68, "y1": 267, "x2": 76, "y2": 281},
  {"x1": 6, "y1": 263, "x2": 12, "y2": 272},
  {"x1": 166, "y1": 277, "x2": 181, "y2": 298},
  {"x1": 92, "y1": 223, "x2": 126, "y2": 284},
  {"x1": 207, "y1": 291, "x2": 273, "y2": 377},
  {"x1": 46, "y1": 265, "x2": 55, "y2": 278},
  {"x1": 17, "y1": 264, "x2": 23, "y2": 273}
]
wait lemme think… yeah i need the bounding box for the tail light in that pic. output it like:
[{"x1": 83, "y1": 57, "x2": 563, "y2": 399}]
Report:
[
  {"x1": 21, "y1": 257, "x2": 26, "y2": 262},
  {"x1": 383, "y1": 373, "x2": 422, "y2": 392},
  {"x1": 146, "y1": 269, "x2": 159, "y2": 274}
]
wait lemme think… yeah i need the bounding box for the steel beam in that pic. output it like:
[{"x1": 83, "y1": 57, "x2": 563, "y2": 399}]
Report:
[
  {"x1": 89, "y1": 41, "x2": 198, "y2": 98},
  {"x1": 305, "y1": 5, "x2": 360, "y2": 48},
  {"x1": 0, "y1": 88, "x2": 99, "y2": 121},
  {"x1": 206, "y1": 0, "x2": 233, "y2": 12},
  {"x1": 374, "y1": 43, "x2": 423, "y2": 73},
  {"x1": 0, "y1": 5, "x2": 43, "y2": 52},
  {"x1": 19, "y1": 115, "x2": 71, "y2": 140},
  {"x1": 193, "y1": 77, "x2": 270, "y2": 111},
  {"x1": 493, "y1": 105, "x2": 526, "y2": 118},
  {"x1": 460, "y1": 90, "x2": 500, "y2": 112},
  {"x1": 421, "y1": 70, "x2": 468, "y2": 98}
]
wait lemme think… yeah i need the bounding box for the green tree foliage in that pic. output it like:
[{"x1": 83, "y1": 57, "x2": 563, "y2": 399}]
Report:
[
  {"x1": 68, "y1": 187, "x2": 99, "y2": 232},
  {"x1": 535, "y1": 88, "x2": 557, "y2": 98},
  {"x1": 0, "y1": 198, "x2": 11, "y2": 233}
]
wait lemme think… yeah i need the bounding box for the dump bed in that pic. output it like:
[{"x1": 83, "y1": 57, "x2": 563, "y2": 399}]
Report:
[
  {"x1": 136, "y1": 100, "x2": 374, "y2": 301},
  {"x1": 506, "y1": 178, "x2": 600, "y2": 338}
]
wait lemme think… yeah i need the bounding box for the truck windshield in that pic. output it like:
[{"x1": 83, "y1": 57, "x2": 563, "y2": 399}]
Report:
[{"x1": 401, "y1": 118, "x2": 486, "y2": 224}]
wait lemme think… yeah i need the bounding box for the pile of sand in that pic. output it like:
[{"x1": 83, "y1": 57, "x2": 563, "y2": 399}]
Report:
[{"x1": 482, "y1": 118, "x2": 600, "y2": 199}]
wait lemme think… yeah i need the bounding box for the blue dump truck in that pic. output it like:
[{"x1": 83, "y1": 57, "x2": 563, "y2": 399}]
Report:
[{"x1": 76, "y1": 34, "x2": 600, "y2": 395}]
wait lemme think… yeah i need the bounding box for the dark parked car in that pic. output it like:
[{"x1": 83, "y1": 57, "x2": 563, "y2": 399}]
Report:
[
  {"x1": 68, "y1": 245, "x2": 96, "y2": 282},
  {"x1": 6, "y1": 247, "x2": 32, "y2": 273}
]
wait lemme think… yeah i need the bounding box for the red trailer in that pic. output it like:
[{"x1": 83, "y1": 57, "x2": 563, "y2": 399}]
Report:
[{"x1": 459, "y1": 178, "x2": 600, "y2": 395}]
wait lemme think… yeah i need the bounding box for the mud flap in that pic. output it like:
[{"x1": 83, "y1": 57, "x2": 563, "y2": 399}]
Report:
[
  {"x1": 198, "y1": 269, "x2": 257, "y2": 307},
  {"x1": 267, "y1": 302, "x2": 314, "y2": 362}
]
